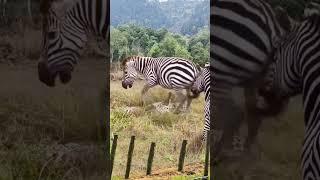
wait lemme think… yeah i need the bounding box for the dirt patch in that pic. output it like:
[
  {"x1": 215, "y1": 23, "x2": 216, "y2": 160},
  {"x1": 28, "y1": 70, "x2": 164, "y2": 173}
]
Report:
[{"x1": 129, "y1": 163, "x2": 205, "y2": 180}]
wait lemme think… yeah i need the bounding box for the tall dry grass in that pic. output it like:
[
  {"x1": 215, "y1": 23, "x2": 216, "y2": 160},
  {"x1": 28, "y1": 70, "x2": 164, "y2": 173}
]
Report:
[
  {"x1": 111, "y1": 75, "x2": 305, "y2": 179},
  {"x1": 110, "y1": 79, "x2": 207, "y2": 178}
]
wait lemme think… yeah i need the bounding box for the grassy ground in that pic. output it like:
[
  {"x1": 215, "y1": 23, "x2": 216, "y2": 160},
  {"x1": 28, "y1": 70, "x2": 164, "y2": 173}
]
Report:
[
  {"x1": 110, "y1": 79, "x2": 207, "y2": 178},
  {"x1": 213, "y1": 96, "x2": 304, "y2": 179},
  {"x1": 0, "y1": 60, "x2": 108, "y2": 180},
  {"x1": 0, "y1": 60, "x2": 306, "y2": 180},
  {"x1": 111, "y1": 76, "x2": 305, "y2": 179}
]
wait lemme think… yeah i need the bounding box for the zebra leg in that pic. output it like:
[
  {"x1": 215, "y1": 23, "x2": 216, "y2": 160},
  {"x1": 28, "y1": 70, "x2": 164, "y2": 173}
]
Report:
[
  {"x1": 243, "y1": 87, "x2": 263, "y2": 151},
  {"x1": 173, "y1": 91, "x2": 187, "y2": 114},
  {"x1": 202, "y1": 98, "x2": 210, "y2": 141},
  {"x1": 163, "y1": 92, "x2": 173, "y2": 106},
  {"x1": 184, "y1": 89, "x2": 193, "y2": 112},
  {"x1": 140, "y1": 85, "x2": 151, "y2": 106},
  {"x1": 211, "y1": 87, "x2": 245, "y2": 171}
]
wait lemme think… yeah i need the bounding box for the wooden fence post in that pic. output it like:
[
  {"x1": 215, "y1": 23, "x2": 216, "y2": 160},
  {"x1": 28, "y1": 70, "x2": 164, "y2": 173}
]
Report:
[
  {"x1": 125, "y1": 136, "x2": 135, "y2": 179},
  {"x1": 146, "y1": 142, "x2": 156, "y2": 175},
  {"x1": 178, "y1": 140, "x2": 187, "y2": 172},
  {"x1": 110, "y1": 134, "x2": 118, "y2": 176}
]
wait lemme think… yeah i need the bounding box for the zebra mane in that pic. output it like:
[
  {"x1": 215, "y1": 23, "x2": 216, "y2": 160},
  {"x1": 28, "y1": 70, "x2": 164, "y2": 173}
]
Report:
[
  {"x1": 305, "y1": 14, "x2": 320, "y2": 29},
  {"x1": 121, "y1": 56, "x2": 141, "y2": 68},
  {"x1": 40, "y1": 0, "x2": 78, "y2": 29}
]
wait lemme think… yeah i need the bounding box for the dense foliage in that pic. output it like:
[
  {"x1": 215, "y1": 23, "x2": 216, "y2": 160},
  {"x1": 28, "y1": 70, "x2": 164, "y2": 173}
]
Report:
[{"x1": 110, "y1": 24, "x2": 209, "y2": 66}]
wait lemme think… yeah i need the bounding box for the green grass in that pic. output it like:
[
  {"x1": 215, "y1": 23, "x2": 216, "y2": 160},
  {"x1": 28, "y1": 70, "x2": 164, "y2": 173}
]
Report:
[
  {"x1": 111, "y1": 80, "x2": 207, "y2": 178},
  {"x1": 111, "y1": 78, "x2": 305, "y2": 179}
]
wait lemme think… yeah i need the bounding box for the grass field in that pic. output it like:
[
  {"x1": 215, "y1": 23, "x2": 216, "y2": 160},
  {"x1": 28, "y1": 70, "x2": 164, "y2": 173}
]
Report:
[
  {"x1": 211, "y1": 96, "x2": 304, "y2": 179},
  {"x1": 111, "y1": 76, "x2": 305, "y2": 179},
  {"x1": 110, "y1": 79, "x2": 207, "y2": 178},
  {"x1": 0, "y1": 61, "x2": 306, "y2": 179},
  {"x1": 0, "y1": 60, "x2": 108, "y2": 180}
]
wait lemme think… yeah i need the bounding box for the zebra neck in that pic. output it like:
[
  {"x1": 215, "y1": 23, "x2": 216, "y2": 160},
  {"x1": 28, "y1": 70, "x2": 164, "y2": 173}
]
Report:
[
  {"x1": 65, "y1": 0, "x2": 109, "y2": 40},
  {"x1": 134, "y1": 57, "x2": 153, "y2": 75}
]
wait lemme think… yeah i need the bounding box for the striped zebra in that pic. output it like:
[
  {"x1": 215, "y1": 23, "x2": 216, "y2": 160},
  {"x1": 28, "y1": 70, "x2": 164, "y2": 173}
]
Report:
[
  {"x1": 210, "y1": 0, "x2": 295, "y2": 164},
  {"x1": 121, "y1": 56, "x2": 200, "y2": 113},
  {"x1": 257, "y1": 14, "x2": 320, "y2": 180},
  {"x1": 191, "y1": 66, "x2": 210, "y2": 141},
  {"x1": 38, "y1": 0, "x2": 109, "y2": 87}
]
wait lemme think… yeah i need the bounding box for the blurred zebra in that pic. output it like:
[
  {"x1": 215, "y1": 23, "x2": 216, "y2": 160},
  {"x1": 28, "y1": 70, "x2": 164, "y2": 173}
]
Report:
[
  {"x1": 257, "y1": 14, "x2": 320, "y2": 180},
  {"x1": 121, "y1": 56, "x2": 200, "y2": 113},
  {"x1": 210, "y1": 0, "x2": 295, "y2": 162},
  {"x1": 38, "y1": 0, "x2": 109, "y2": 87}
]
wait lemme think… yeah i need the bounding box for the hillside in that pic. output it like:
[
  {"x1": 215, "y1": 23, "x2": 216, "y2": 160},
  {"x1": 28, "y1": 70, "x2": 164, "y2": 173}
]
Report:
[{"x1": 110, "y1": 0, "x2": 209, "y2": 35}]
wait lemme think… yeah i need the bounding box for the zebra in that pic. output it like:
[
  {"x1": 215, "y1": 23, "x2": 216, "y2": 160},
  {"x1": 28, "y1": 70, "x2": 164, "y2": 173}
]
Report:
[
  {"x1": 210, "y1": 0, "x2": 296, "y2": 166},
  {"x1": 38, "y1": 0, "x2": 109, "y2": 87},
  {"x1": 190, "y1": 66, "x2": 210, "y2": 141},
  {"x1": 121, "y1": 56, "x2": 200, "y2": 113},
  {"x1": 257, "y1": 14, "x2": 320, "y2": 180}
]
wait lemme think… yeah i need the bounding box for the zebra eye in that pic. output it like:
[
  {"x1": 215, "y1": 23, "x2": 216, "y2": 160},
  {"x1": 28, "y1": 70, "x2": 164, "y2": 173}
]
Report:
[{"x1": 48, "y1": 31, "x2": 57, "y2": 39}]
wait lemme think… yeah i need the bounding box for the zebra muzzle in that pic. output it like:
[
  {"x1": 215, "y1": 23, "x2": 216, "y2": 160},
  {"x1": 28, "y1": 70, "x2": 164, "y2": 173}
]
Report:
[
  {"x1": 122, "y1": 81, "x2": 132, "y2": 89},
  {"x1": 122, "y1": 81, "x2": 128, "y2": 89},
  {"x1": 59, "y1": 71, "x2": 72, "y2": 84},
  {"x1": 38, "y1": 61, "x2": 56, "y2": 87}
]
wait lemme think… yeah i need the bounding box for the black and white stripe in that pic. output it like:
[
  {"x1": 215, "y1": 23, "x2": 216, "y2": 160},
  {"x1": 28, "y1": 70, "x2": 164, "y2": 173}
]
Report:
[
  {"x1": 191, "y1": 67, "x2": 210, "y2": 141},
  {"x1": 38, "y1": 0, "x2": 109, "y2": 87},
  {"x1": 121, "y1": 56, "x2": 200, "y2": 112},
  {"x1": 258, "y1": 15, "x2": 320, "y2": 180},
  {"x1": 210, "y1": 0, "x2": 295, "y2": 164}
]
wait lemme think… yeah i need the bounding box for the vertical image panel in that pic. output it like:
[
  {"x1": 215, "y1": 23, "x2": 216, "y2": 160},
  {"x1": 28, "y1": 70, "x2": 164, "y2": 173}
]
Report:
[
  {"x1": 0, "y1": 0, "x2": 110, "y2": 179},
  {"x1": 210, "y1": 0, "x2": 312, "y2": 179},
  {"x1": 110, "y1": 0, "x2": 210, "y2": 179}
]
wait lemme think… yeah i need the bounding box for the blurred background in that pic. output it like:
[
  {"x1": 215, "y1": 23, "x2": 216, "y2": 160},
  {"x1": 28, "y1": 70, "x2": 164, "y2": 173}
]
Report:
[{"x1": 0, "y1": 0, "x2": 109, "y2": 179}]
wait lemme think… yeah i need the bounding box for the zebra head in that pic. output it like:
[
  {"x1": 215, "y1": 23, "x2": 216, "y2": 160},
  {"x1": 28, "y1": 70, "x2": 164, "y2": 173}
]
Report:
[
  {"x1": 191, "y1": 67, "x2": 206, "y2": 95},
  {"x1": 121, "y1": 57, "x2": 138, "y2": 89},
  {"x1": 38, "y1": 0, "x2": 87, "y2": 87},
  {"x1": 256, "y1": 52, "x2": 290, "y2": 117}
]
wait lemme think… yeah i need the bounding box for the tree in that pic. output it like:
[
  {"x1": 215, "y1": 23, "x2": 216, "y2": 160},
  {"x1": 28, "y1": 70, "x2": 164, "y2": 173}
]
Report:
[
  {"x1": 110, "y1": 28, "x2": 129, "y2": 62},
  {"x1": 148, "y1": 43, "x2": 161, "y2": 57}
]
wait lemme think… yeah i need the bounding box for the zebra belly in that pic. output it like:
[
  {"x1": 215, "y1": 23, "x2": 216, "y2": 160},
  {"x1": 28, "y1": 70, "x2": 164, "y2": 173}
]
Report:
[{"x1": 158, "y1": 79, "x2": 194, "y2": 90}]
